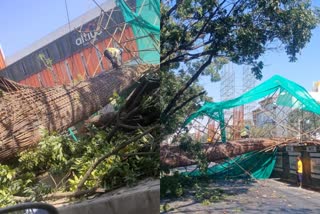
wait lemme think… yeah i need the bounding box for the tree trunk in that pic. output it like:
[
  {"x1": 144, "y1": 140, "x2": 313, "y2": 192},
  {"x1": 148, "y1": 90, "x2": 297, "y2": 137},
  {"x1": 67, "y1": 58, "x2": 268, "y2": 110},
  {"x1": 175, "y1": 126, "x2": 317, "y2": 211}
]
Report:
[
  {"x1": 0, "y1": 64, "x2": 156, "y2": 161},
  {"x1": 160, "y1": 138, "x2": 281, "y2": 168}
]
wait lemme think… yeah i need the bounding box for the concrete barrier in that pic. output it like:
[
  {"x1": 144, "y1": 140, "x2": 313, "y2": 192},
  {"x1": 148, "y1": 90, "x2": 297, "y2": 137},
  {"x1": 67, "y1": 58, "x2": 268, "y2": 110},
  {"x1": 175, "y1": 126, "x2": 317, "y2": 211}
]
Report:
[{"x1": 57, "y1": 179, "x2": 159, "y2": 214}]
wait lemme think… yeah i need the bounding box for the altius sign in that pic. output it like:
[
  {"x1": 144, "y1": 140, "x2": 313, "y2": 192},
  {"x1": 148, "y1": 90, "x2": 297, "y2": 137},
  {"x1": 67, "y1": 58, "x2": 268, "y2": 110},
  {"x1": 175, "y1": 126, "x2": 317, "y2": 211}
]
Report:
[{"x1": 75, "y1": 30, "x2": 103, "y2": 46}]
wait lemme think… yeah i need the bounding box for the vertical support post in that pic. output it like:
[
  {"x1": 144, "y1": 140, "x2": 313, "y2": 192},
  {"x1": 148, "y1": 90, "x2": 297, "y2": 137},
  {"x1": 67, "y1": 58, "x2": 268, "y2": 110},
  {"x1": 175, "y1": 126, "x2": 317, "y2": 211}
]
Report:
[
  {"x1": 219, "y1": 110, "x2": 227, "y2": 143},
  {"x1": 301, "y1": 110, "x2": 305, "y2": 141}
]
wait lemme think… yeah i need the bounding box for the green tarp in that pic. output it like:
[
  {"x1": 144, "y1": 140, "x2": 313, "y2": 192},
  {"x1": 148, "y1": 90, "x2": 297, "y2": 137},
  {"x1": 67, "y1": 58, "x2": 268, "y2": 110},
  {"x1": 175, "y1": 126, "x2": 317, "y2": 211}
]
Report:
[
  {"x1": 117, "y1": 0, "x2": 160, "y2": 64},
  {"x1": 183, "y1": 148, "x2": 277, "y2": 180},
  {"x1": 185, "y1": 75, "x2": 320, "y2": 133},
  {"x1": 181, "y1": 75, "x2": 316, "y2": 179}
]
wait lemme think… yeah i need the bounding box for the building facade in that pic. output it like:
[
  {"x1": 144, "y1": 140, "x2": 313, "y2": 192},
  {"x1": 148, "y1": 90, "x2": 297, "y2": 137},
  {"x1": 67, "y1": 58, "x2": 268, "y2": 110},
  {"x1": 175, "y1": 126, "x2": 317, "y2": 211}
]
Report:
[{"x1": 0, "y1": 0, "x2": 138, "y2": 87}]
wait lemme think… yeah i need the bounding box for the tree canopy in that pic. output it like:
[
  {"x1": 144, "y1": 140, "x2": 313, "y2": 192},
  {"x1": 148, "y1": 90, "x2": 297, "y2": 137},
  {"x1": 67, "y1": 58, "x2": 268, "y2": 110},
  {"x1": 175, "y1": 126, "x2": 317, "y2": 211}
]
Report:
[{"x1": 160, "y1": 0, "x2": 319, "y2": 127}]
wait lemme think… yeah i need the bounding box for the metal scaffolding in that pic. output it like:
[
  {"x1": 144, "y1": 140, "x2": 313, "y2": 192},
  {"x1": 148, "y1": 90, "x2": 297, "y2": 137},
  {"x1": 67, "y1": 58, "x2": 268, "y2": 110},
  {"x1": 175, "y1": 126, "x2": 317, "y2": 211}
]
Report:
[
  {"x1": 220, "y1": 63, "x2": 235, "y2": 101},
  {"x1": 242, "y1": 66, "x2": 257, "y2": 123},
  {"x1": 77, "y1": 0, "x2": 160, "y2": 77}
]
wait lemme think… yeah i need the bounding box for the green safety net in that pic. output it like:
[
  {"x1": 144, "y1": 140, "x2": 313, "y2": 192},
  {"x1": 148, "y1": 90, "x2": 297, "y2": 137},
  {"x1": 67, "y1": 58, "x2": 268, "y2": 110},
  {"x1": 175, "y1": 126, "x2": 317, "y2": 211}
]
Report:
[
  {"x1": 182, "y1": 148, "x2": 277, "y2": 180},
  {"x1": 117, "y1": 0, "x2": 160, "y2": 64},
  {"x1": 184, "y1": 75, "x2": 320, "y2": 142}
]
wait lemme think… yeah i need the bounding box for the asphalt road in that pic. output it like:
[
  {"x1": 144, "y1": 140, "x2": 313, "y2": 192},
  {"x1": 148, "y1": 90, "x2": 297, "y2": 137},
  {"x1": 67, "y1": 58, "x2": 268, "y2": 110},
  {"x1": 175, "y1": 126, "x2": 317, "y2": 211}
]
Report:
[{"x1": 161, "y1": 179, "x2": 320, "y2": 214}]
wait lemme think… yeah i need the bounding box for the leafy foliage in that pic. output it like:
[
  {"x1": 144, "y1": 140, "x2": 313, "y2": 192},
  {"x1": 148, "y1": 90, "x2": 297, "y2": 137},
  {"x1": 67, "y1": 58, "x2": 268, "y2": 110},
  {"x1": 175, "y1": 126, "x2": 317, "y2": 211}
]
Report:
[
  {"x1": 195, "y1": 187, "x2": 226, "y2": 204},
  {"x1": 179, "y1": 134, "x2": 208, "y2": 172},
  {"x1": 0, "y1": 125, "x2": 159, "y2": 207},
  {"x1": 160, "y1": 203, "x2": 173, "y2": 212},
  {"x1": 160, "y1": 69, "x2": 211, "y2": 135},
  {"x1": 38, "y1": 54, "x2": 53, "y2": 70},
  {"x1": 109, "y1": 91, "x2": 126, "y2": 111},
  {"x1": 160, "y1": 172, "x2": 228, "y2": 204},
  {"x1": 159, "y1": 0, "x2": 319, "y2": 179},
  {"x1": 160, "y1": 0, "x2": 319, "y2": 127},
  {"x1": 18, "y1": 131, "x2": 72, "y2": 173},
  {"x1": 161, "y1": 0, "x2": 319, "y2": 78},
  {"x1": 288, "y1": 109, "x2": 320, "y2": 138},
  {"x1": 160, "y1": 172, "x2": 193, "y2": 198}
]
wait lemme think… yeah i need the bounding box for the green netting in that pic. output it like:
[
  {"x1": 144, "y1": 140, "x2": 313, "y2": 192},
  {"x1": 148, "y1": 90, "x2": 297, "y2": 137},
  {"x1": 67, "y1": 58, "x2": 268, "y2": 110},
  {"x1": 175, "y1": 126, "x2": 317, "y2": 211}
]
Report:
[
  {"x1": 117, "y1": 0, "x2": 160, "y2": 64},
  {"x1": 184, "y1": 75, "x2": 320, "y2": 141},
  {"x1": 182, "y1": 148, "x2": 277, "y2": 180}
]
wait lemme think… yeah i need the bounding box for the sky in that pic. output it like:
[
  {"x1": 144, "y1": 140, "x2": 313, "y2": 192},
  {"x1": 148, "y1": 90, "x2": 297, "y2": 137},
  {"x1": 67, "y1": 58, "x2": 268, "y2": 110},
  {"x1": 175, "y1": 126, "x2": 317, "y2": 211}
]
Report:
[
  {"x1": 0, "y1": 0, "x2": 109, "y2": 57},
  {"x1": 200, "y1": 25, "x2": 320, "y2": 101},
  {"x1": 200, "y1": 19, "x2": 320, "y2": 102},
  {"x1": 0, "y1": 0, "x2": 319, "y2": 99}
]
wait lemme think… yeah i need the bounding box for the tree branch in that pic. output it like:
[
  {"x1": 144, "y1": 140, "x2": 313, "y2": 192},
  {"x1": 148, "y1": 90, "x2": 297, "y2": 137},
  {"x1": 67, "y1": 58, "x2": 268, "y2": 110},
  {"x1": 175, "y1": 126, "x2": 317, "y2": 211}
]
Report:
[
  {"x1": 165, "y1": 0, "x2": 183, "y2": 18},
  {"x1": 168, "y1": 91, "x2": 206, "y2": 117},
  {"x1": 44, "y1": 187, "x2": 100, "y2": 200},
  {"x1": 160, "y1": 0, "x2": 225, "y2": 64},
  {"x1": 161, "y1": 55, "x2": 213, "y2": 121},
  {"x1": 77, "y1": 124, "x2": 160, "y2": 190},
  {"x1": 162, "y1": 48, "x2": 225, "y2": 66}
]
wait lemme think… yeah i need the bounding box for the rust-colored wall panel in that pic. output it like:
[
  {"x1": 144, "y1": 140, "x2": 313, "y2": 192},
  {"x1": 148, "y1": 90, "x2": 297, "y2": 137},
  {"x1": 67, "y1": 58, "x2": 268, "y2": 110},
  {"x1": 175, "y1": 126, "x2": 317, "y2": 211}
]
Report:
[
  {"x1": 82, "y1": 47, "x2": 98, "y2": 77},
  {"x1": 121, "y1": 27, "x2": 139, "y2": 62},
  {"x1": 0, "y1": 48, "x2": 6, "y2": 70},
  {"x1": 72, "y1": 53, "x2": 88, "y2": 81},
  {"x1": 88, "y1": 46, "x2": 100, "y2": 76},
  {"x1": 54, "y1": 62, "x2": 71, "y2": 85},
  {"x1": 23, "y1": 74, "x2": 41, "y2": 88},
  {"x1": 39, "y1": 70, "x2": 48, "y2": 87},
  {"x1": 96, "y1": 39, "x2": 109, "y2": 70},
  {"x1": 19, "y1": 79, "x2": 27, "y2": 85},
  {"x1": 40, "y1": 69, "x2": 55, "y2": 87},
  {"x1": 52, "y1": 64, "x2": 63, "y2": 85},
  {"x1": 14, "y1": 26, "x2": 139, "y2": 88},
  {"x1": 66, "y1": 57, "x2": 78, "y2": 82}
]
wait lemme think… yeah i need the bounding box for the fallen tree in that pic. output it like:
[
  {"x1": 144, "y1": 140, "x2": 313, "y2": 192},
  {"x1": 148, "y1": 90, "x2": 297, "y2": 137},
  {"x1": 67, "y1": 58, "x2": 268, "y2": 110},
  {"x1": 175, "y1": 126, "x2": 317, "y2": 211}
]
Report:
[
  {"x1": 0, "y1": 64, "x2": 160, "y2": 206},
  {"x1": 0, "y1": 64, "x2": 157, "y2": 161},
  {"x1": 160, "y1": 138, "x2": 283, "y2": 168}
]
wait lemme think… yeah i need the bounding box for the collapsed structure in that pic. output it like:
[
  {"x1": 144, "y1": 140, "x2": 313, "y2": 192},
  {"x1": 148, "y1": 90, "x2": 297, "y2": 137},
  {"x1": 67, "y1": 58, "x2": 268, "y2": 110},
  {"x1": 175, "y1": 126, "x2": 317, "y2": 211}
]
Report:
[
  {"x1": 185, "y1": 75, "x2": 320, "y2": 142},
  {"x1": 0, "y1": 0, "x2": 160, "y2": 161},
  {"x1": 161, "y1": 75, "x2": 320, "y2": 180}
]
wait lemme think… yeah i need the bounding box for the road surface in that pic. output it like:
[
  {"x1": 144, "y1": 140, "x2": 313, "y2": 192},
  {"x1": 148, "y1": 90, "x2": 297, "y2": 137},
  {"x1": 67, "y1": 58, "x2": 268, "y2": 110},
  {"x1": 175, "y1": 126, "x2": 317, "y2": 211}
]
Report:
[{"x1": 161, "y1": 179, "x2": 320, "y2": 213}]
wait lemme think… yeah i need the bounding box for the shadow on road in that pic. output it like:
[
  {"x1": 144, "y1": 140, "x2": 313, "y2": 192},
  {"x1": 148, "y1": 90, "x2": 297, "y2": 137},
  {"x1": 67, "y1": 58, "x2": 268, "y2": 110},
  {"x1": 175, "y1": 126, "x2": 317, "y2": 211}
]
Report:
[
  {"x1": 161, "y1": 178, "x2": 257, "y2": 213},
  {"x1": 161, "y1": 178, "x2": 320, "y2": 213}
]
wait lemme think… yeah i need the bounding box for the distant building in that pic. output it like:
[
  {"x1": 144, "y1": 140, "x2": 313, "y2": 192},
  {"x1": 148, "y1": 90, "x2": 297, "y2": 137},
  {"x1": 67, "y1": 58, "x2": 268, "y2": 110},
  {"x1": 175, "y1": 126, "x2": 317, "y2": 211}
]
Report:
[
  {"x1": 312, "y1": 81, "x2": 320, "y2": 92},
  {"x1": 253, "y1": 97, "x2": 275, "y2": 127},
  {"x1": 310, "y1": 91, "x2": 320, "y2": 102},
  {"x1": 0, "y1": 0, "x2": 138, "y2": 87},
  {"x1": 0, "y1": 46, "x2": 5, "y2": 70},
  {"x1": 310, "y1": 81, "x2": 320, "y2": 102},
  {"x1": 252, "y1": 96, "x2": 289, "y2": 137}
]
